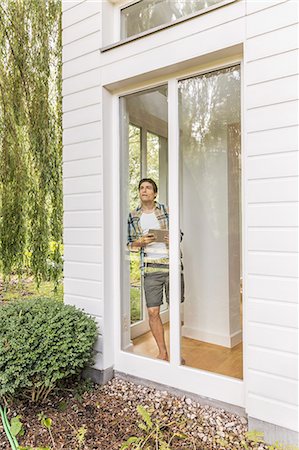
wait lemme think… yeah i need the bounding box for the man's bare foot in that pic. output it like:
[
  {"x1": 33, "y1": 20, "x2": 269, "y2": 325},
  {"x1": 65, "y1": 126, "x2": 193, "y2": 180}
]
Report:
[{"x1": 157, "y1": 352, "x2": 169, "y2": 361}]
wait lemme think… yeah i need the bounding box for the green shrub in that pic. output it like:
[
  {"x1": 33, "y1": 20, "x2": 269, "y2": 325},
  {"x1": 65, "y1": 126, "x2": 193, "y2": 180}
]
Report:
[{"x1": 0, "y1": 298, "x2": 98, "y2": 402}]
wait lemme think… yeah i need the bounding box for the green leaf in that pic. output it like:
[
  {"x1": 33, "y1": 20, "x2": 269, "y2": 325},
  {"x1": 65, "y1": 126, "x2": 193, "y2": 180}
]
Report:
[
  {"x1": 137, "y1": 405, "x2": 152, "y2": 429},
  {"x1": 245, "y1": 430, "x2": 264, "y2": 443},
  {"x1": 138, "y1": 422, "x2": 148, "y2": 431},
  {"x1": 10, "y1": 415, "x2": 24, "y2": 437}
]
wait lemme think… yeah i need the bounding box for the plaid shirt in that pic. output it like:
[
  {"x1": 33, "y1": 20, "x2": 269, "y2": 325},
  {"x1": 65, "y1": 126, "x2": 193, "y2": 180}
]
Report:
[
  {"x1": 128, "y1": 202, "x2": 184, "y2": 273},
  {"x1": 128, "y1": 202, "x2": 169, "y2": 272},
  {"x1": 127, "y1": 202, "x2": 169, "y2": 246}
]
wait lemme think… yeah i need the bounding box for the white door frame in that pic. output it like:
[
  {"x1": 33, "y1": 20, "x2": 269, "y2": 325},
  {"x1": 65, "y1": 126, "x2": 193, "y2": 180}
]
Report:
[{"x1": 108, "y1": 58, "x2": 245, "y2": 408}]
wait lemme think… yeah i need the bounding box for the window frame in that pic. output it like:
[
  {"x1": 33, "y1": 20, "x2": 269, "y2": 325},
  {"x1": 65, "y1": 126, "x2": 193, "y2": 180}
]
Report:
[
  {"x1": 101, "y1": 0, "x2": 239, "y2": 52},
  {"x1": 110, "y1": 58, "x2": 245, "y2": 408}
]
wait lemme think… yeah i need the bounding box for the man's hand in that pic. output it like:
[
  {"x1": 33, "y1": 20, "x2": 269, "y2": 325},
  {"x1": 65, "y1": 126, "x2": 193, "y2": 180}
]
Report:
[
  {"x1": 141, "y1": 233, "x2": 155, "y2": 247},
  {"x1": 131, "y1": 233, "x2": 155, "y2": 249}
]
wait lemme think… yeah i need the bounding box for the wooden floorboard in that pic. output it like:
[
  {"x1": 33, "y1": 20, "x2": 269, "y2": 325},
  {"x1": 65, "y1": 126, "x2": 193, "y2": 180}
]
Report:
[{"x1": 131, "y1": 323, "x2": 243, "y2": 380}]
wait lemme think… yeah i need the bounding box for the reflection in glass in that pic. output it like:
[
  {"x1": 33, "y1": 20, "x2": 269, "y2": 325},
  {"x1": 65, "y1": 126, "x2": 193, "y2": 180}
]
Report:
[
  {"x1": 121, "y1": 0, "x2": 226, "y2": 38},
  {"x1": 120, "y1": 86, "x2": 169, "y2": 359},
  {"x1": 179, "y1": 66, "x2": 242, "y2": 379}
]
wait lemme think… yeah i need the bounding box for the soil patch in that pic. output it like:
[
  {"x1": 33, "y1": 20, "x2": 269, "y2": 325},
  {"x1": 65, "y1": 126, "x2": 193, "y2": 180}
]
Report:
[{"x1": 0, "y1": 377, "x2": 268, "y2": 450}]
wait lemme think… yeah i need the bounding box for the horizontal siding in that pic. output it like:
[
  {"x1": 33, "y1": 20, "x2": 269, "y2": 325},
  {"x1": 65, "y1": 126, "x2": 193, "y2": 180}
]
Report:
[
  {"x1": 63, "y1": 157, "x2": 101, "y2": 177},
  {"x1": 62, "y1": 68, "x2": 101, "y2": 96},
  {"x1": 64, "y1": 228, "x2": 102, "y2": 246},
  {"x1": 246, "y1": 75, "x2": 299, "y2": 109},
  {"x1": 248, "y1": 298, "x2": 298, "y2": 328},
  {"x1": 247, "y1": 153, "x2": 298, "y2": 179},
  {"x1": 62, "y1": 31, "x2": 101, "y2": 63},
  {"x1": 64, "y1": 278, "x2": 102, "y2": 298},
  {"x1": 248, "y1": 178, "x2": 298, "y2": 203},
  {"x1": 63, "y1": 50, "x2": 101, "y2": 80},
  {"x1": 64, "y1": 261, "x2": 102, "y2": 281},
  {"x1": 248, "y1": 322, "x2": 298, "y2": 354},
  {"x1": 64, "y1": 294, "x2": 103, "y2": 317},
  {"x1": 246, "y1": 0, "x2": 288, "y2": 15},
  {"x1": 246, "y1": 49, "x2": 299, "y2": 85},
  {"x1": 246, "y1": 101, "x2": 298, "y2": 133},
  {"x1": 247, "y1": 126, "x2": 298, "y2": 156},
  {"x1": 248, "y1": 346, "x2": 298, "y2": 380},
  {"x1": 245, "y1": 0, "x2": 299, "y2": 432},
  {"x1": 63, "y1": 174, "x2": 101, "y2": 194},
  {"x1": 62, "y1": 1, "x2": 100, "y2": 29},
  {"x1": 246, "y1": 0, "x2": 297, "y2": 36},
  {"x1": 63, "y1": 104, "x2": 102, "y2": 129},
  {"x1": 64, "y1": 192, "x2": 103, "y2": 211},
  {"x1": 64, "y1": 244, "x2": 102, "y2": 263},
  {"x1": 64, "y1": 211, "x2": 102, "y2": 228},
  {"x1": 62, "y1": 1, "x2": 85, "y2": 12},
  {"x1": 62, "y1": 0, "x2": 103, "y2": 357},
  {"x1": 248, "y1": 371, "x2": 298, "y2": 405},
  {"x1": 247, "y1": 203, "x2": 298, "y2": 227},
  {"x1": 247, "y1": 252, "x2": 298, "y2": 277},
  {"x1": 247, "y1": 395, "x2": 298, "y2": 431},
  {"x1": 63, "y1": 86, "x2": 102, "y2": 113},
  {"x1": 63, "y1": 140, "x2": 102, "y2": 162},
  {"x1": 63, "y1": 122, "x2": 101, "y2": 145},
  {"x1": 247, "y1": 275, "x2": 298, "y2": 303},
  {"x1": 63, "y1": 13, "x2": 101, "y2": 45},
  {"x1": 248, "y1": 228, "x2": 298, "y2": 252},
  {"x1": 246, "y1": 24, "x2": 298, "y2": 62}
]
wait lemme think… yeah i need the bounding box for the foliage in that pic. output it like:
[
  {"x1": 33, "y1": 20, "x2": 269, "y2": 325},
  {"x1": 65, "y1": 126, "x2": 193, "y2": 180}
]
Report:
[
  {"x1": 19, "y1": 447, "x2": 50, "y2": 450},
  {"x1": 121, "y1": 405, "x2": 193, "y2": 450},
  {"x1": 241, "y1": 430, "x2": 299, "y2": 450},
  {"x1": 75, "y1": 425, "x2": 87, "y2": 449},
  {"x1": 0, "y1": 298, "x2": 97, "y2": 403},
  {"x1": 0, "y1": 0, "x2": 62, "y2": 288},
  {"x1": 38, "y1": 413, "x2": 55, "y2": 449},
  {"x1": 10, "y1": 415, "x2": 24, "y2": 438}
]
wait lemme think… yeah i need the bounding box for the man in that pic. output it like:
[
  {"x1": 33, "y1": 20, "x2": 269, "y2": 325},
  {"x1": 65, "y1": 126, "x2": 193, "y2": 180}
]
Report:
[{"x1": 128, "y1": 178, "x2": 184, "y2": 361}]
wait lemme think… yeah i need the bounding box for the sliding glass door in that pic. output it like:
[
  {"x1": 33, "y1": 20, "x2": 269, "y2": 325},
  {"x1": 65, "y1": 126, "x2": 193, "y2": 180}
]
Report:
[
  {"x1": 119, "y1": 65, "x2": 242, "y2": 379},
  {"x1": 179, "y1": 66, "x2": 242, "y2": 378}
]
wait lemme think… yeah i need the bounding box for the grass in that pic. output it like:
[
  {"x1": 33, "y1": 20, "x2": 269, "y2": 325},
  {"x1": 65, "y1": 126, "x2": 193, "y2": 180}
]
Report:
[
  {"x1": 130, "y1": 285, "x2": 142, "y2": 323},
  {"x1": 0, "y1": 274, "x2": 63, "y2": 302}
]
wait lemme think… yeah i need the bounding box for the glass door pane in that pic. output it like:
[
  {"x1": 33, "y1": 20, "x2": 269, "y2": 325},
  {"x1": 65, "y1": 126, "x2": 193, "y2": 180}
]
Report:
[
  {"x1": 178, "y1": 66, "x2": 242, "y2": 379},
  {"x1": 120, "y1": 85, "x2": 170, "y2": 360}
]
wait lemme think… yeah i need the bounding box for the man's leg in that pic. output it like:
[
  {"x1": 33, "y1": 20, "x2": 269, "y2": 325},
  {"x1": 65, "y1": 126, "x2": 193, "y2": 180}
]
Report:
[{"x1": 147, "y1": 306, "x2": 168, "y2": 360}]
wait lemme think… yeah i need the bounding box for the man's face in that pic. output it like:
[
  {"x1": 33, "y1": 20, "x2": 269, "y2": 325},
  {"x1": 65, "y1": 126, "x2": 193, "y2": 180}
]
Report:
[{"x1": 139, "y1": 181, "x2": 156, "y2": 203}]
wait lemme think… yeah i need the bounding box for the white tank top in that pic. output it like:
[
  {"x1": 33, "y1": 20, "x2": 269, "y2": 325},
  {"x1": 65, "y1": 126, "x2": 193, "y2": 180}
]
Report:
[{"x1": 140, "y1": 212, "x2": 168, "y2": 260}]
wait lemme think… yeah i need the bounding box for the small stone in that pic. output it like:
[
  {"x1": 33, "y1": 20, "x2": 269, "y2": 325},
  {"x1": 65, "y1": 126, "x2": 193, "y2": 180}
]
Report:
[{"x1": 185, "y1": 397, "x2": 192, "y2": 405}]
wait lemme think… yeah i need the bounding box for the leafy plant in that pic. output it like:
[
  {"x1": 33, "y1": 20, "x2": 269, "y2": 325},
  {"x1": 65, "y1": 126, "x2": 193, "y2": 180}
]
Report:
[
  {"x1": 76, "y1": 425, "x2": 87, "y2": 449},
  {"x1": 0, "y1": 298, "x2": 98, "y2": 402},
  {"x1": 121, "y1": 405, "x2": 192, "y2": 450},
  {"x1": 10, "y1": 415, "x2": 24, "y2": 438},
  {"x1": 38, "y1": 413, "x2": 55, "y2": 449},
  {"x1": 241, "y1": 430, "x2": 299, "y2": 450},
  {"x1": 0, "y1": 0, "x2": 62, "y2": 289}
]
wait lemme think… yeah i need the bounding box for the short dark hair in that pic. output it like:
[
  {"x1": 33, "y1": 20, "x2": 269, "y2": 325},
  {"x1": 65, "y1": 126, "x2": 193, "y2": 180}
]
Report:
[{"x1": 138, "y1": 178, "x2": 158, "y2": 193}]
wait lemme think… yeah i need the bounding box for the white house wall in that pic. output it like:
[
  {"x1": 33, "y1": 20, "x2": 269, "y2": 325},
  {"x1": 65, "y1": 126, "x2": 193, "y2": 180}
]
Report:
[
  {"x1": 62, "y1": 0, "x2": 299, "y2": 438},
  {"x1": 62, "y1": 0, "x2": 105, "y2": 369},
  {"x1": 244, "y1": 0, "x2": 298, "y2": 432}
]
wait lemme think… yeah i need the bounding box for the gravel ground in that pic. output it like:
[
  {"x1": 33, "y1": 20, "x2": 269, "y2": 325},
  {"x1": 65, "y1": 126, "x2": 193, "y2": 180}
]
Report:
[{"x1": 0, "y1": 377, "x2": 269, "y2": 449}]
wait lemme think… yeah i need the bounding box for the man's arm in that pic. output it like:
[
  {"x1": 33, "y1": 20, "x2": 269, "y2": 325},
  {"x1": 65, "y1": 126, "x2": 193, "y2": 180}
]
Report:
[{"x1": 130, "y1": 234, "x2": 155, "y2": 250}]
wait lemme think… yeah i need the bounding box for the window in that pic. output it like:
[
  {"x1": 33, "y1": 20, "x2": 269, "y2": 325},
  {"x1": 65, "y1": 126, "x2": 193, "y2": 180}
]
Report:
[
  {"x1": 119, "y1": 65, "x2": 242, "y2": 379},
  {"x1": 121, "y1": 0, "x2": 229, "y2": 39}
]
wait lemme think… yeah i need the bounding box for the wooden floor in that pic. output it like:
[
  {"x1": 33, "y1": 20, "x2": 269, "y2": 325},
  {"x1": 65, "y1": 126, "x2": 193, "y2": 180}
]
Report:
[{"x1": 131, "y1": 323, "x2": 243, "y2": 379}]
